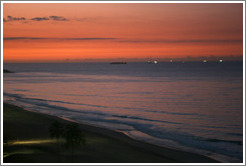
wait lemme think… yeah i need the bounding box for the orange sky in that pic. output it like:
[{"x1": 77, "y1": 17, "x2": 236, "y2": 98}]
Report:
[{"x1": 3, "y1": 3, "x2": 244, "y2": 62}]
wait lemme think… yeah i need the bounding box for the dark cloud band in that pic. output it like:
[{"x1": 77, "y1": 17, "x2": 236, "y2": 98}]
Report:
[
  {"x1": 3, "y1": 37, "x2": 242, "y2": 44},
  {"x1": 3, "y1": 37, "x2": 117, "y2": 41},
  {"x1": 118, "y1": 39, "x2": 243, "y2": 44}
]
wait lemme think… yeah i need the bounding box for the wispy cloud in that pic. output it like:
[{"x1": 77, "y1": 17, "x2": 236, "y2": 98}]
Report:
[
  {"x1": 31, "y1": 16, "x2": 68, "y2": 21},
  {"x1": 49, "y1": 16, "x2": 68, "y2": 21},
  {"x1": 3, "y1": 15, "x2": 26, "y2": 22},
  {"x1": 3, "y1": 15, "x2": 68, "y2": 23},
  {"x1": 31, "y1": 17, "x2": 49, "y2": 21},
  {"x1": 3, "y1": 37, "x2": 117, "y2": 41}
]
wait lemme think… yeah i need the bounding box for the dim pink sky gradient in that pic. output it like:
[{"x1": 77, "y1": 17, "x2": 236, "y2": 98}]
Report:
[{"x1": 3, "y1": 3, "x2": 244, "y2": 62}]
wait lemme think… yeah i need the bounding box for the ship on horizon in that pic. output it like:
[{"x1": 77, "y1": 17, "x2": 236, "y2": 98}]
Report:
[{"x1": 110, "y1": 62, "x2": 127, "y2": 64}]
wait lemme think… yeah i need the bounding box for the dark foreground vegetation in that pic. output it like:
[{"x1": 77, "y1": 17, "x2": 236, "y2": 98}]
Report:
[
  {"x1": 3, "y1": 103, "x2": 218, "y2": 163},
  {"x1": 3, "y1": 103, "x2": 174, "y2": 163}
]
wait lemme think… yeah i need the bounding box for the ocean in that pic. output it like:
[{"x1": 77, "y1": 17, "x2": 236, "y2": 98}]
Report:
[{"x1": 3, "y1": 61, "x2": 243, "y2": 162}]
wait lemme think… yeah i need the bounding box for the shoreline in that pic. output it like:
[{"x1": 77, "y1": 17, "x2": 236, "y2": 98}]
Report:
[{"x1": 3, "y1": 102, "x2": 219, "y2": 163}]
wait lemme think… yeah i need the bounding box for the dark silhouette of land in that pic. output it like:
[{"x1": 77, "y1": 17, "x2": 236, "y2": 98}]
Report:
[{"x1": 3, "y1": 69, "x2": 13, "y2": 73}]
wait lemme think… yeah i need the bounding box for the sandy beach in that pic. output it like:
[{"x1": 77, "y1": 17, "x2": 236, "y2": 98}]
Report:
[{"x1": 3, "y1": 102, "x2": 219, "y2": 163}]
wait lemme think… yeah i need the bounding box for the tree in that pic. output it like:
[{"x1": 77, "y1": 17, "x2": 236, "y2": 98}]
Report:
[
  {"x1": 49, "y1": 121, "x2": 86, "y2": 162},
  {"x1": 63, "y1": 123, "x2": 86, "y2": 149},
  {"x1": 49, "y1": 121, "x2": 64, "y2": 144},
  {"x1": 63, "y1": 123, "x2": 86, "y2": 161}
]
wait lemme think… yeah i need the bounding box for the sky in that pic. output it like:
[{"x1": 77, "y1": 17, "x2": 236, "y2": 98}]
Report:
[{"x1": 2, "y1": 3, "x2": 244, "y2": 62}]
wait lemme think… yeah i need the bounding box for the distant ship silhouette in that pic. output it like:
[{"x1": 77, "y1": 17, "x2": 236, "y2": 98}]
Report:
[{"x1": 110, "y1": 62, "x2": 127, "y2": 64}]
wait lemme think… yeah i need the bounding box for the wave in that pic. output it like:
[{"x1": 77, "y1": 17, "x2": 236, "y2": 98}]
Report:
[
  {"x1": 4, "y1": 92, "x2": 185, "y2": 125},
  {"x1": 4, "y1": 92, "x2": 108, "y2": 108},
  {"x1": 4, "y1": 92, "x2": 207, "y2": 118},
  {"x1": 205, "y1": 139, "x2": 242, "y2": 145},
  {"x1": 3, "y1": 91, "x2": 243, "y2": 162}
]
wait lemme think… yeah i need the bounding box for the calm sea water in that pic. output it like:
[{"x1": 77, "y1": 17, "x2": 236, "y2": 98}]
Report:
[{"x1": 3, "y1": 62, "x2": 243, "y2": 162}]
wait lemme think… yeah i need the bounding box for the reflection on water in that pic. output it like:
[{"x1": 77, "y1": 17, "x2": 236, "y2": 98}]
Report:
[{"x1": 3, "y1": 62, "x2": 243, "y2": 162}]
